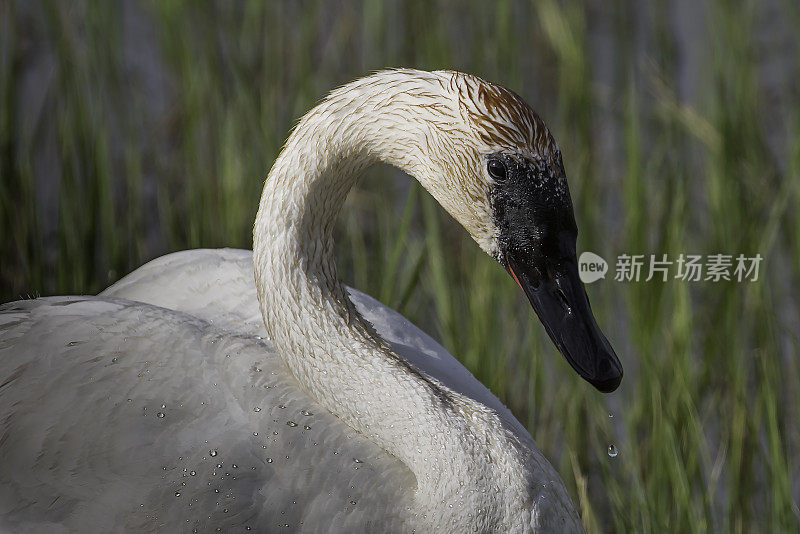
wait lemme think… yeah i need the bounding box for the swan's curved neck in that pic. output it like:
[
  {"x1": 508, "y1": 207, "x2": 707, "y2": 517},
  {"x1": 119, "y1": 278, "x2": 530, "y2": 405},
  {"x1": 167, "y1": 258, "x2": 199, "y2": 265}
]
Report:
[{"x1": 253, "y1": 73, "x2": 573, "y2": 529}]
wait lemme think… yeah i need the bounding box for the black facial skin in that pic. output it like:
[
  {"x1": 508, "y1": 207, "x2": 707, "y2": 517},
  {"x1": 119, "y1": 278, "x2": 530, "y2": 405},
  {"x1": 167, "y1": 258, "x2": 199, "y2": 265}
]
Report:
[{"x1": 488, "y1": 153, "x2": 623, "y2": 393}]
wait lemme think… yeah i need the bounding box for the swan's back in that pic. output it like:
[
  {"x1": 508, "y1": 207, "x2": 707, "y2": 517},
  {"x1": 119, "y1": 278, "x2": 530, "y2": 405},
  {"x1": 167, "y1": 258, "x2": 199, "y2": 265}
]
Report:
[
  {"x1": 101, "y1": 249, "x2": 533, "y2": 438},
  {"x1": 1, "y1": 249, "x2": 546, "y2": 532},
  {"x1": 0, "y1": 294, "x2": 415, "y2": 532},
  {"x1": 99, "y1": 248, "x2": 269, "y2": 339}
]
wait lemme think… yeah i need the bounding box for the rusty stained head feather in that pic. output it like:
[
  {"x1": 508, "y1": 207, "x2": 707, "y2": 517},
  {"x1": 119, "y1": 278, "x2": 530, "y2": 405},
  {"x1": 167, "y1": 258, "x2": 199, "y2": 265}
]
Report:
[{"x1": 446, "y1": 71, "x2": 559, "y2": 162}]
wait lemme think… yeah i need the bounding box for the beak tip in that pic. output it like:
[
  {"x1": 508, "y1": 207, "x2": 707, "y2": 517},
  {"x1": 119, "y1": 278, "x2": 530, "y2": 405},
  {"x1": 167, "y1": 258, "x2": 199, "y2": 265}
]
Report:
[
  {"x1": 591, "y1": 372, "x2": 623, "y2": 393},
  {"x1": 589, "y1": 357, "x2": 623, "y2": 393}
]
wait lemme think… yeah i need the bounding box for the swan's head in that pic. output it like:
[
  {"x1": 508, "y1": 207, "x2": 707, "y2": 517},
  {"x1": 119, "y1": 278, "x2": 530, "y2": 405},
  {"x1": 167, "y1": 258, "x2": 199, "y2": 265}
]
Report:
[{"x1": 410, "y1": 70, "x2": 623, "y2": 392}]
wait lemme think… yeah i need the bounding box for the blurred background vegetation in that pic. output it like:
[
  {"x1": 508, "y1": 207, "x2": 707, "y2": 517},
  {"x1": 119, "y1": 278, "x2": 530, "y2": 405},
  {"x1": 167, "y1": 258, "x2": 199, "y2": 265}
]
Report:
[{"x1": 1, "y1": 0, "x2": 799, "y2": 531}]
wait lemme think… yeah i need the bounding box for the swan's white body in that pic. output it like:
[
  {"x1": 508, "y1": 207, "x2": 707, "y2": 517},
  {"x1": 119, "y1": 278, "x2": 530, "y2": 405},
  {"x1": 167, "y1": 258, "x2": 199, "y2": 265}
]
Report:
[{"x1": 0, "y1": 70, "x2": 584, "y2": 532}]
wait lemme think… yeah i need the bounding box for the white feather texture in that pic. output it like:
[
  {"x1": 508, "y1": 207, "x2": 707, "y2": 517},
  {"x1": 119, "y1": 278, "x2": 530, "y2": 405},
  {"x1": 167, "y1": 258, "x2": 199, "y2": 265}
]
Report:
[{"x1": 0, "y1": 69, "x2": 583, "y2": 533}]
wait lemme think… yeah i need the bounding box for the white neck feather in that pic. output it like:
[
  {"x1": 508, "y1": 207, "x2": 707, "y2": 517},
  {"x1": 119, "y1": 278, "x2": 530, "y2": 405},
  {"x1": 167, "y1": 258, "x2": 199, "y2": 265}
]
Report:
[{"x1": 253, "y1": 70, "x2": 580, "y2": 532}]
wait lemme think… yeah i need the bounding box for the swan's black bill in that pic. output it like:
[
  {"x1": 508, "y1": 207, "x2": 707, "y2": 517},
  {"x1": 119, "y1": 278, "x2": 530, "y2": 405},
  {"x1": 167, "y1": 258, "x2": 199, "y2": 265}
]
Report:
[
  {"x1": 507, "y1": 252, "x2": 623, "y2": 393},
  {"x1": 488, "y1": 152, "x2": 622, "y2": 392}
]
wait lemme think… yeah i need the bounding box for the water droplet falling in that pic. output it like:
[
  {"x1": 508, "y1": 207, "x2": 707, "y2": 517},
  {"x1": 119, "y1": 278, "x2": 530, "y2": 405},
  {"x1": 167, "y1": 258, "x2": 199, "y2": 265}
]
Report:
[
  {"x1": 209, "y1": 449, "x2": 218, "y2": 457},
  {"x1": 607, "y1": 444, "x2": 619, "y2": 458}
]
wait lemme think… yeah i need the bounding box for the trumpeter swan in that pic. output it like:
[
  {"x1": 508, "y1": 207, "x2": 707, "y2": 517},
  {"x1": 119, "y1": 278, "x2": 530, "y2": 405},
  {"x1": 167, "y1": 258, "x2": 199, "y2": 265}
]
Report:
[{"x1": 0, "y1": 69, "x2": 622, "y2": 533}]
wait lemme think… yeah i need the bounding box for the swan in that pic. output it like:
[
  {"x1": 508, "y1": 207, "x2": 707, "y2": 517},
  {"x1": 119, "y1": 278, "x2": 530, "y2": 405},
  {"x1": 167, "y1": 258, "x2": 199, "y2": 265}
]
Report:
[{"x1": 0, "y1": 69, "x2": 622, "y2": 533}]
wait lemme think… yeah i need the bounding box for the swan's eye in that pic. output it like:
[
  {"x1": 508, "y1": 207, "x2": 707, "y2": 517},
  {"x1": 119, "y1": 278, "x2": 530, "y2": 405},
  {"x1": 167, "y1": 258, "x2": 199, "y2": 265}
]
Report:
[{"x1": 487, "y1": 159, "x2": 507, "y2": 181}]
